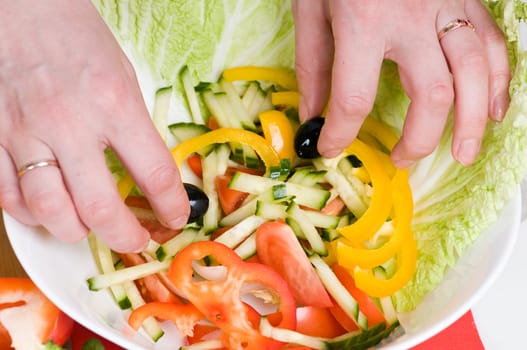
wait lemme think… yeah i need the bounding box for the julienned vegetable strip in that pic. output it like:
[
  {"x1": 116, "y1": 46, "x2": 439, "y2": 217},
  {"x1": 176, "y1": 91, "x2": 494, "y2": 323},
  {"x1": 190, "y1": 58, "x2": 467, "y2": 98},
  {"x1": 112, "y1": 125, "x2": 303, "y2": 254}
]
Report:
[
  {"x1": 271, "y1": 91, "x2": 300, "y2": 108},
  {"x1": 336, "y1": 169, "x2": 413, "y2": 269},
  {"x1": 360, "y1": 118, "x2": 399, "y2": 151},
  {"x1": 222, "y1": 66, "x2": 298, "y2": 91},
  {"x1": 337, "y1": 139, "x2": 392, "y2": 244}
]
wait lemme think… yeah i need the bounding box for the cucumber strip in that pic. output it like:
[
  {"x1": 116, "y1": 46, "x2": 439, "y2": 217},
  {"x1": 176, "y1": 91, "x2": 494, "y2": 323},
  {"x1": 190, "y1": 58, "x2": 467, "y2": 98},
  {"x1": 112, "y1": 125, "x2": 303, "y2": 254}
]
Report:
[
  {"x1": 302, "y1": 210, "x2": 340, "y2": 229},
  {"x1": 313, "y1": 158, "x2": 367, "y2": 217},
  {"x1": 255, "y1": 201, "x2": 288, "y2": 220},
  {"x1": 122, "y1": 280, "x2": 165, "y2": 342},
  {"x1": 286, "y1": 203, "x2": 327, "y2": 256},
  {"x1": 91, "y1": 235, "x2": 131, "y2": 309},
  {"x1": 287, "y1": 167, "x2": 312, "y2": 184},
  {"x1": 234, "y1": 233, "x2": 257, "y2": 260},
  {"x1": 155, "y1": 227, "x2": 200, "y2": 261},
  {"x1": 310, "y1": 255, "x2": 369, "y2": 330},
  {"x1": 229, "y1": 172, "x2": 330, "y2": 210},
  {"x1": 219, "y1": 80, "x2": 257, "y2": 130},
  {"x1": 202, "y1": 145, "x2": 230, "y2": 232},
  {"x1": 259, "y1": 317, "x2": 328, "y2": 350},
  {"x1": 241, "y1": 81, "x2": 260, "y2": 111},
  {"x1": 180, "y1": 66, "x2": 206, "y2": 124},
  {"x1": 87, "y1": 259, "x2": 172, "y2": 291},
  {"x1": 152, "y1": 86, "x2": 172, "y2": 143},
  {"x1": 373, "y1": 267, "x2": 399, "y2": 325},
  {"x1": 202, "y1": 90, "x2": 238, "y2": 128},
  {"x1": 219, "y1": 189, "x2": 287, "y2": 226},
  {"x1": 213, "y1": 215, "x2": 266, "y2": 249}
]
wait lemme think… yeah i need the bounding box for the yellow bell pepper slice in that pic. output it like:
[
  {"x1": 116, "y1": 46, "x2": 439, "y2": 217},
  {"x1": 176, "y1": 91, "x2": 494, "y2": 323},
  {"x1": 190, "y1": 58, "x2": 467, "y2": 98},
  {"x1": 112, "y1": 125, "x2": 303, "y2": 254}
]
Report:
[
  {"x1": 117, "y1": 128, "x2": 281, "y2": 200},
  {"x1": 353, "y1": 237, "x2": 417, "y2": 298},
  {"x1": 351, "y1": 170, "x2": 417, "y2": 297},
  {"x1": 271, "y1": 91, "x2": 300, "y2": 108},
  {"x1": 259, "y1": 110, "x2": 296, "y2": 162},
  {"x1": 360, "y1": 118, "x2": 399, "y2": 151},
  {"x1": 337, "y1": 139, "x2": 392, "y2": 244},
  {"x1": 336, "y1": 169, "x2": 413, "y2": 269},
  {"x1": 222, "y1": 66, "x2": 298, "y2": 91}
]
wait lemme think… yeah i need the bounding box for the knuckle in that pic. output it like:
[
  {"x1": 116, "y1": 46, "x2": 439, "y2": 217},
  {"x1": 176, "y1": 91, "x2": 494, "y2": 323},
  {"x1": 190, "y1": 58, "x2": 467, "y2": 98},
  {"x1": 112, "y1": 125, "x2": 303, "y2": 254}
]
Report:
[
  {"x1": 79, "y1": 197, "x2": 115, "y2": 227},
  {"x1": 27, "y1": 191, "x2": 65, "y2": 219},
  {"x1": 141, "y1": 164, "x2": 178, "y2": 197},
  {"x1": 424, "y1": 82, "x2": 454, "y2": 107},
  {"x1": 85, "y1": 73, "x2": 128, "y2": 114},
  {"x1": 480, "y1": 26, "x2": 506, "y2": 47},
  {"x1": 334, "y1": 94, "x2": 373, "y2": 118}
]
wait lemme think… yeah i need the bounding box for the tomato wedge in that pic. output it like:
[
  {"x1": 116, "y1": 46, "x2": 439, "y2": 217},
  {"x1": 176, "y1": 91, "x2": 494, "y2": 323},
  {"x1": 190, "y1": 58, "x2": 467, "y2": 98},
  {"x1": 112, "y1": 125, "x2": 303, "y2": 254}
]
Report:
[
  {"x1": 331, "y1": 264, "x2": 387, "y2": 327},
  {"x1": 187, "y1": 153, "x2": 203, "y2": 178},
  {"x1": 0, "y1": 278, "x2": 74, "y2": 349},
  {"x1": 295, "y1": 306, "x2": 347, "y2": 338},
  {"x1": 166, "y1": 241, "x2": 296, "y2": 350},
  {"x1": 255, "y1": 221, "x2": 332, "y2": 308},
  {"x1": 216, "y1": 175, "x2": 249, "y2": 215}
]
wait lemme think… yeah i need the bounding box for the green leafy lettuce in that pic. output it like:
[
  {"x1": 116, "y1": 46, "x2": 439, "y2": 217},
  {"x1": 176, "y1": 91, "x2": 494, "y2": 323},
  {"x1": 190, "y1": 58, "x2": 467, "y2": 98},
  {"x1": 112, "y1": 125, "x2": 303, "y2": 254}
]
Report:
[{"x1": 92, "y1": 0, "x2": 527, "y2": 312}]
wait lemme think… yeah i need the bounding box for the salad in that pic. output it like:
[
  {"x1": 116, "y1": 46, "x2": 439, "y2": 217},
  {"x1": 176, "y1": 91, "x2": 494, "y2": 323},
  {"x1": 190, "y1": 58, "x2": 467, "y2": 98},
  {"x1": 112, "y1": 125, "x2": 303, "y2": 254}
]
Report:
[{"x1": 85, "y1": 0, "x2": 527, "y2": 348}]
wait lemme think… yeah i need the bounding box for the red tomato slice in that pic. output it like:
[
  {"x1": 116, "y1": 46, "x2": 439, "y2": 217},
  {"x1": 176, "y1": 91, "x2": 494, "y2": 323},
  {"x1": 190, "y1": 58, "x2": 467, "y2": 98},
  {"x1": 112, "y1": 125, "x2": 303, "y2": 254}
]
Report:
[
  {"x1": 119, "y1": 253, "x2": 182, "y2": 304},
  {"x1": 0, "y1": 278, "x2": 74, "y2": 348},
  {"x1": 255, "y1": 221, "x2": 333, "y2": 308},
  {"x1": 296, "y1": 306, "x2": 347, "y2": 338},
  {"x1": 331, "y1": 264, "x2": 387, "y2": 327},
  {"x1": 328, "y1": 299, "x2": 360, "y2": 333},
  {"x1": 216, "y1": 175, "x2": 249, "y2": 215},
  {"x1": 320, "y1": 196, "x2": 346, "y2": 216},
  {"x1": 187, "y1": 153, "x2": 203, "y2": 178}
]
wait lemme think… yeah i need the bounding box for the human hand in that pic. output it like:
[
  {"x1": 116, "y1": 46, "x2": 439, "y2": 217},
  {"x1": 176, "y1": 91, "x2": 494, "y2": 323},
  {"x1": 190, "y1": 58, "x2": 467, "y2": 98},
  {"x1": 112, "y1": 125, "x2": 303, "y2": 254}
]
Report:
[
  {"x1": 0, "y1": 0, "x2": 189, "y2": 252},
  {"x1": 292, "y1": 0, "x2": 510, "y2": 167}
]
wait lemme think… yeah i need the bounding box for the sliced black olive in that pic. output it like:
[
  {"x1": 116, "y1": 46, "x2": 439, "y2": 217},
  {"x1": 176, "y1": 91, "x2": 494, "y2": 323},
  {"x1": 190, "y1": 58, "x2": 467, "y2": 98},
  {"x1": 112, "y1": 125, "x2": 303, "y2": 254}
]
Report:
[
  {"x1": 294, "y1": 116, "x2": 325, "y2": 159},
  {"x1": 183, "y1": 183, "x2": 209, "y2": 223}
]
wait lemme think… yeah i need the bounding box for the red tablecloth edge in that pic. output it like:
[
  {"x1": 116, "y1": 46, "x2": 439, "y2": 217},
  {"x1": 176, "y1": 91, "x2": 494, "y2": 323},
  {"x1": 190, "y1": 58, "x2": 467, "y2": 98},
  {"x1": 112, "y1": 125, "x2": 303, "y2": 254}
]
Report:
[{"x1": 411, "y1": 311, "x2": 485, "y2": 350}]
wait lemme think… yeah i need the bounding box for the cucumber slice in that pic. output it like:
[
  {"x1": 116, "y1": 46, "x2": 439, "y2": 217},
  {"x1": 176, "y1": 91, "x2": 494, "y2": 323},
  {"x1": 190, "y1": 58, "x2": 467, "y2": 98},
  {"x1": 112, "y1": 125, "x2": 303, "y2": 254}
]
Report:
[
  {"x1": 155, "y1": 227, "x2": 200, "y2": 261},
  {"x1": 179, "y1": 65, "x2": 206, "y2": 124},
  {"x1": 310, "y1": 255, "x2": 368, "y2": 330},
  {"x1": 234, "y1": 233, "x2": 258, "y2": 260},
  {"x1": 286, "y1": 203, "x2": 327, "y2": 256},
  {"x1": 213, "y1": 215, "x2": 266, "y2": 249},
  {"x1": 168, "y1": 122, "x2": 214, "y2": 156},
  {"x1": 152, "y1": 86, "x2": 172, "y2": 143}
]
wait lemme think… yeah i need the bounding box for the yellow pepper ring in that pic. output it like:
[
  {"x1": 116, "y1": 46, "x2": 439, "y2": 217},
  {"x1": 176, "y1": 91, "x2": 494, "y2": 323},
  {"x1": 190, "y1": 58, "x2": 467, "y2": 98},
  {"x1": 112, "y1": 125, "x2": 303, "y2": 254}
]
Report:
[
  {"x1": 353, "y1": 235, "x2": 417, "y2": 298},
  {"x1": 337, "y1": 139, "x2": 393, "y2": 244},
  {"x1": 336, "y1": 169, "x2": 413, "y2": 269},
  {"x1": 170, "y1": 128, "x2": 281, "y2": 168},
  {"x1": 360, "y1": 118, "x2": 399, "y2": 151},
  {"x1": 117, "y1": 128, "x2": 281, "y2": 200},
  {"x1": 222, "y1": 66, "x2": 298, "y2": 91}
]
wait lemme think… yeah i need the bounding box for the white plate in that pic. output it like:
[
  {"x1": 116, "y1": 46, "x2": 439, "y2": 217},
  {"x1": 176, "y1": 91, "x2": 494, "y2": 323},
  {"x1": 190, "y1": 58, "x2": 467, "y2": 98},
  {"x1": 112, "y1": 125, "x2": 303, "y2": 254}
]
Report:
[{"x1": 4, "y1": 189, "x2": 521, "y2": 350}]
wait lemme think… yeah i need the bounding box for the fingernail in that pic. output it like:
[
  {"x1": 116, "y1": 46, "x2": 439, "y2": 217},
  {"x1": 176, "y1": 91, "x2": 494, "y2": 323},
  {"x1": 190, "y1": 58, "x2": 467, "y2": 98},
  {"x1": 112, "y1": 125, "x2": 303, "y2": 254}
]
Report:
[
  {"x1": 492, "y1": 93, "x2": 510, "y2": 122},
  {"x1": 167, "y1": 215, "x2": 188, "y2": 229},
  {"x1": 392, "y1": 158, "x2": 415, "y2": 169},
  {"x1": 456, "y1": 138, "x2": 480, "y2": 166}
]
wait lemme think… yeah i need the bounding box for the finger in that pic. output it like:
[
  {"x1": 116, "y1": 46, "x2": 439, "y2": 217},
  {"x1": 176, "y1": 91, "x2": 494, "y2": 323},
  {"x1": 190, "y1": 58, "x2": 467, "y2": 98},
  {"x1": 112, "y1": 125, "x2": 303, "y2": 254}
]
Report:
[
  {"x1": 465, "y1": 0, "x2": 510, "y2": 122},
  {"x1": 0, "y1": 145, "x2": 37, "y2": 225},
  {"x1": 10, "y1": 138, "x2": 88, "y2": 242},
  {"x1": 52, "y1": 135, "x2": 150, "y2": 253},
  {"x1": 438, "y1": 13, "x2": 489, "y2": 166},
  {"x1": 319, "y1": 0, "x2": 385, "y2": 158},
  {"x1": 292, "y1": 0, "x2": 333, "y2": 122},
  {"x1": 108, "y1": 95, "x2": 190, "y2": 230},
  {"x1": 391, "y1": 38, "x2": 454, "y2": 168}
]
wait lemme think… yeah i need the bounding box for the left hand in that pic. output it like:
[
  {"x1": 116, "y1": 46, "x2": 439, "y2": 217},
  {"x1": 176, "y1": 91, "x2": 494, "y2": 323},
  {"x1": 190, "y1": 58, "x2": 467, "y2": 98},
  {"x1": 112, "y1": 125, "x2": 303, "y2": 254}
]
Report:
[{"x1": 292, "y1": 0, "x2": 510, "y2": 167}]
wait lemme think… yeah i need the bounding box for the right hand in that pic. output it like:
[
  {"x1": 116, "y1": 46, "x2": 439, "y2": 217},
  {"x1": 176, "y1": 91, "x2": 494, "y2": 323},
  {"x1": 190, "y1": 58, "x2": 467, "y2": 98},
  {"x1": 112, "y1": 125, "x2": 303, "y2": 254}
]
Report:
[{"x1": 0, "y1": 0, "x2": 190, "y2": 253}]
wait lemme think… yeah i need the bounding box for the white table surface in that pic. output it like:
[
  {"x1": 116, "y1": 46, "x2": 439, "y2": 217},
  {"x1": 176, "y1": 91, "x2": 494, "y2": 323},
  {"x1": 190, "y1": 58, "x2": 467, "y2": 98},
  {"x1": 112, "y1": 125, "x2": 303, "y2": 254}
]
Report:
[{"x1": 472, "y1": 188, "x2": 527, "y2": 349}]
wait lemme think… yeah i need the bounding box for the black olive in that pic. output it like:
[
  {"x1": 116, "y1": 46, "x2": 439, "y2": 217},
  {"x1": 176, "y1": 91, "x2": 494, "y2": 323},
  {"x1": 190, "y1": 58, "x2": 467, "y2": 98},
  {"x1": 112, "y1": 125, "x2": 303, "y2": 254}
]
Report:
[
  {"x1": 183, "y1": 183, "x2": 209, "y2": 223},
  {"x1": 347, "y1": 155, "x2": 363, "y2": 168},
  {"x1": 294, "y1": 116, "x2": 325, "y2": 159}
]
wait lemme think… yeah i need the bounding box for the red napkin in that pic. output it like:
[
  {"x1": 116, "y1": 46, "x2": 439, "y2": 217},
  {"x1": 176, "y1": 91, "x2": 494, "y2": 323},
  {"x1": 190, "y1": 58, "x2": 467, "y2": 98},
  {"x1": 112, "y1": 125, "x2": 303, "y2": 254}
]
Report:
[{"x1": 411, "y1": 311, "x2": 485, "y2": 350}]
